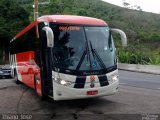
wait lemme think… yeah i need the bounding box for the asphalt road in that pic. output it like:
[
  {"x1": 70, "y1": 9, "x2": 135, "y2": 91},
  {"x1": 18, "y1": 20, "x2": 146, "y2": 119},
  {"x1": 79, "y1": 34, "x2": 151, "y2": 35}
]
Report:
[
  {"x1": 0, "y1": 70, "x2": 160, "y2": 120},
  {"x1": 119, "y1": 70, "x2": 160, "y2": 90}
]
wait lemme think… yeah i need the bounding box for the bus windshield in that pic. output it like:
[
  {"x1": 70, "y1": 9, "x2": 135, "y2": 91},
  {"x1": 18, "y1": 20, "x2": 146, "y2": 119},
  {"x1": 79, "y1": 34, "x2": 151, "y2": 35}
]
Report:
[{"x1": 50, "y1": 24, "x2": 116, "y2": 71}]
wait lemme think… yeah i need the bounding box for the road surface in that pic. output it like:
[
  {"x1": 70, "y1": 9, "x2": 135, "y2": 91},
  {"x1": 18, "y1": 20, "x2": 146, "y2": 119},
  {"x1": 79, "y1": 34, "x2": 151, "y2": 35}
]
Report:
[
  {"x1": 0, "y1": 70, "x2": 160, "y2": 120},
  {"x1": 119, "y1": 70, "x2": 160, "y2": 90}
]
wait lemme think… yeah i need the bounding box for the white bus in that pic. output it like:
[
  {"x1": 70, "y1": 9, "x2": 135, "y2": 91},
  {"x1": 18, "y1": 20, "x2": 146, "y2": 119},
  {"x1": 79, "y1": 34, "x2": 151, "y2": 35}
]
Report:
[{"x1": 10, "y1": 15, "x2": 127, "y2": 100}]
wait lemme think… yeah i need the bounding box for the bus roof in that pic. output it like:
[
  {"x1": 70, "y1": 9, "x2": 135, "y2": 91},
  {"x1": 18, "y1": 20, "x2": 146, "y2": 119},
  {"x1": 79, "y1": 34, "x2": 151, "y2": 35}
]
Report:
[
  {"x1": 37, "y1": 15, "x2": 107, "y2": 26},
  {"x1": 14, "y1": 15, "x2": 107, "y2": 40}
]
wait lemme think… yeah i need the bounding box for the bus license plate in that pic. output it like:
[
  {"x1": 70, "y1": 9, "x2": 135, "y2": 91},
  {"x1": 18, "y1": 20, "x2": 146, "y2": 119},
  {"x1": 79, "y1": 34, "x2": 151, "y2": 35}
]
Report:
[{"x1": 87, "y1": 90, "x2": 98, "y2": 95}]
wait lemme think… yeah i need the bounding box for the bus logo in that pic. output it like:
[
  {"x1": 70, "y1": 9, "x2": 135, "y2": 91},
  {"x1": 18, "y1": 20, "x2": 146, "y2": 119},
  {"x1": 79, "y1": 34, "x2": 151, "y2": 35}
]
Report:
[{"x1": 90, "y1": 75, "x2": 95, "y2": 81}]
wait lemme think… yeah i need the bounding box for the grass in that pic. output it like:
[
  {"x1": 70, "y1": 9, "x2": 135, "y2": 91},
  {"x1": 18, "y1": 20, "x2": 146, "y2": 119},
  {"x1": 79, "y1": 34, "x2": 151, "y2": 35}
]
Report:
[{"x1": 117, "y1": 49, "x2": 160, "y2": 65}]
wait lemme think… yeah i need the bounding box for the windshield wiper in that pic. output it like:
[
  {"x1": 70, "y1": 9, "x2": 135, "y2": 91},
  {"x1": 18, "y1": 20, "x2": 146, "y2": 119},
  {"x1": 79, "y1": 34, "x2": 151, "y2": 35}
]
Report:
[
  {"x1": 108, "y1": 30, "x2": 113, "y2": 51},
  {"x1": 76, "y1": 47, "x2": 86, "y2": 71},
  {"x1": 89, "y1": 40, "x2": 107, "y2": 70},
  {"x1": 76, "y1": 41, "x2": 91, "y2": 71}
]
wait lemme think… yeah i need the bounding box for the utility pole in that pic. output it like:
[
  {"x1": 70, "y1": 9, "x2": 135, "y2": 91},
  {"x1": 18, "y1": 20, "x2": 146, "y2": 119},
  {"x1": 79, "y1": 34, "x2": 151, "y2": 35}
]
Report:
[
  {"x1": 33, "y1": 0, "x2": 50, "y2": 20},
  {"x1": 33, "y1": 0, "x2": 39, "y2": 20}
]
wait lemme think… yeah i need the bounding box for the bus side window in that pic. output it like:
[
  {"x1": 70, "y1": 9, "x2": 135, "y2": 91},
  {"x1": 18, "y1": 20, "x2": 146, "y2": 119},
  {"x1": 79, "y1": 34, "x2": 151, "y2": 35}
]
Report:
[{"x1": 10, "y1": 26, "x2": 41, "y2": 68}]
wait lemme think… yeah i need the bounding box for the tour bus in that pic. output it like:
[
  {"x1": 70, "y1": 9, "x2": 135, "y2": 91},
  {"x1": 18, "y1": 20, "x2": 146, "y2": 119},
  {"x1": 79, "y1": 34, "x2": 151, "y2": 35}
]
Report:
[{"x1": 10, "y1": 15, "x2": 127, "y2": 100}]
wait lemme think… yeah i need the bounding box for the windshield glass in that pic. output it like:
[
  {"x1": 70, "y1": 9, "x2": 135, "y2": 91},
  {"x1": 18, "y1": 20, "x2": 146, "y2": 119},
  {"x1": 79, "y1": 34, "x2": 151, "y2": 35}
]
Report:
[
  {"x1": 50, "y1": 23, "x2": 116, "y2": 71},
  {"x1": 84, "y1": 27, "x2": 115, "y2": 69}
]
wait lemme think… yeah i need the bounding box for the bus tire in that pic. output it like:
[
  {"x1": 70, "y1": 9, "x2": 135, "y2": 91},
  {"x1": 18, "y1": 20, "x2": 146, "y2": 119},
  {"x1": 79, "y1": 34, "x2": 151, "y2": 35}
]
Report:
[
  {"x1": 34, "y1": 76, "x2": 47, "y2": 100},
  {"x1": 14, "y1": 70, "x2": 21, "y2": 84},
  {"x1": 41, "y1": 84, "x2": 48, "y2": 101},
  {"x1": 34, "y1": 75, "x2": 37, "y2": 90},
  {"x1": 41, "y1": 90, "x2": 48, "y2": 101}
]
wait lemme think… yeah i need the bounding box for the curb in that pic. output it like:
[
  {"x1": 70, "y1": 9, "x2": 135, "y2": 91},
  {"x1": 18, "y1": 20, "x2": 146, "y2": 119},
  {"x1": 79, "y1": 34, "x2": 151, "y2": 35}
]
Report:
[{"x1": 118, "y1": 63, "x2": 160, "y2": 75}]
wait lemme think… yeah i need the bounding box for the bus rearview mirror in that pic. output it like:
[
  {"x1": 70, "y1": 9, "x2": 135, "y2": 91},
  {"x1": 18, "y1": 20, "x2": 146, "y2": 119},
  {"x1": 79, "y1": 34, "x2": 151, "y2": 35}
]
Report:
[
  {"x1": 110, "y1": 28, "x2": 127, "y2": 47},
  {"x1": 42, "y1": 26, "x2": 54, "y2": 48}
]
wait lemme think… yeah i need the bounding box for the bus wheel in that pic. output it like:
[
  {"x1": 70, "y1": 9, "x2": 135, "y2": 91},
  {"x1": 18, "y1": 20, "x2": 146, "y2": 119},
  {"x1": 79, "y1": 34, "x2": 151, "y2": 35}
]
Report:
[
  {"x1": 34, "y1": 76, "x2": 47, "y2": 100},
  {"x1": 34, "y1": 75, "x2": 37, "y2": 90},
  {"x1": 14, "y1": 70, "x2": 21, "y2": 84},
  {"x1": 41, "y1": 89, "x2": 48, "y2": 101},
  {"x1": 41, "y1": 86, "x2": 48, "y2": 101}
]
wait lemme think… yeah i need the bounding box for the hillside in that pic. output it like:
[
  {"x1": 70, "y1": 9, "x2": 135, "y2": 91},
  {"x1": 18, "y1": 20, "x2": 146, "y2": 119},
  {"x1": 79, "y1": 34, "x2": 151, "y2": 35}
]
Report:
[
  {"x1": 19, "y1": 0, "x2": 160, "y2": 64},
  {"x1": 1, "y1": 0, "x2": 160, "y2": 64},
  {"x1": 20, "y1": 0, "x2": 160, "y2": 42}
]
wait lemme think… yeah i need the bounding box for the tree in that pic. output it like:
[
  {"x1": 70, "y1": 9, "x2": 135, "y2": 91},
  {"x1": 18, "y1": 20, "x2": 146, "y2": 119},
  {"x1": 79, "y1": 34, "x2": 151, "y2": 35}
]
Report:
[
  {"x1": 0, "y1": 0, "x2": 30, "y2": 63},
  {"x1": 122, "y1": 0, "x2": 130, "y2": 8}
]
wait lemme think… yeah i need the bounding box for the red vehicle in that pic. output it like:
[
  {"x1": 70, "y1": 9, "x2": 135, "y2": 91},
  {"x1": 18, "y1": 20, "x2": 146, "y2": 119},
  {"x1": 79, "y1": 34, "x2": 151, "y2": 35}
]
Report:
[{"x1": 10, "y1": 15, "x2": 127, "y2": 100}]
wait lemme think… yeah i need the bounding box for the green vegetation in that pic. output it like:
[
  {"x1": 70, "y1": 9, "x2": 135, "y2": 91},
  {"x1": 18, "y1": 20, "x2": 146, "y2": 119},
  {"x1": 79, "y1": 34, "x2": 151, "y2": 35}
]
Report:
[
  {"x1": 0, "y1": 0, "x2": 160, "y2": 65},
  {"x1": 118, "y1": 48, "x2": 160, "y2": 65},
  {"x1": 0, "y1": 0, "x2": 30, "y2": 63}
]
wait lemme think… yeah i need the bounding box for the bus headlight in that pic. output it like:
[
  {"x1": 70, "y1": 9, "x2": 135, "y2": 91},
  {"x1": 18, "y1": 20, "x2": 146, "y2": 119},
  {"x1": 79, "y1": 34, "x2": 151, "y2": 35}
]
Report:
[
  {"x1": 53, "y1": 77, "x2": 72, "y2": 86},
  {"x1": 108, "y1": 73, "x2": 119, "y2": 83},
  {"x1": 60, "y1": 80, "x2": 67, "y2": 85},
  {"x1": 111, "y1": 75, "x2": 118, "y2": 81}
]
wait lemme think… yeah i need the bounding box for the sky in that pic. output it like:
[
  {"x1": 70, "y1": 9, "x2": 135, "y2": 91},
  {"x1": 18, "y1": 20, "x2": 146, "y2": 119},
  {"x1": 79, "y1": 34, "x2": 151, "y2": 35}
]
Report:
[{"x1": 102, "y1": 0, "x2": 160, "y2": 14}]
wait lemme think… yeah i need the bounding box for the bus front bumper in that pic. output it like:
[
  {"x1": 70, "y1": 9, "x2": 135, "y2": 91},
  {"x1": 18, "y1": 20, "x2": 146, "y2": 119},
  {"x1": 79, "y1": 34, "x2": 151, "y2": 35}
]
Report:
[{"x1": 52, "y1": 80, "x2": 119, "y2": 101}]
